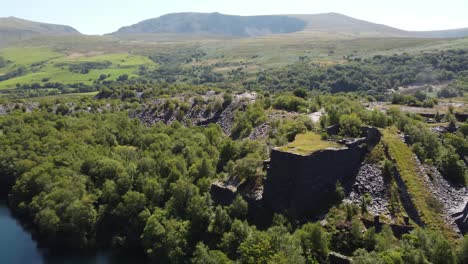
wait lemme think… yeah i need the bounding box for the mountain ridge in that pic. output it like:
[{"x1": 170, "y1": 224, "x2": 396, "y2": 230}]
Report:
[
  {"x1": 113, "y1": 12, "x2": 308, "y2": 37},
  {"x1": 111, "y1": 12, "x2": 468, "y2": 39},
  {"x1": 2, "y1": 13, "x2": 468, "y2": 42}
]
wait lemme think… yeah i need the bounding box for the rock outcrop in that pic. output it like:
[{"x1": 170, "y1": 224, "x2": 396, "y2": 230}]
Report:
[
  {"x1": 131, "y1": 92, "x2": 262, "y2": 136},
  {"x1": 263, "y1": 140, "x2": 366, "y2": 218},
  {"x1": 262, "y1": 127, "x2": 381, "y2": 218},
  {"x1": 210, "y1": 182, "x2": 238, "y2": 206}
]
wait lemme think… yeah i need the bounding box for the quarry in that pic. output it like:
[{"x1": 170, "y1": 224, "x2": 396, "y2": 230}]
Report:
[{"x1": 211, "y1": 125, "x2": 468, "y2": 236}]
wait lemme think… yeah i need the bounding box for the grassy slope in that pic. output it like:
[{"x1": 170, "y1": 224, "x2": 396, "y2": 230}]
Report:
[
  {"x1": 0, "y1": 47, "x2": 62, "y2": 65},
  {"x1": 381, "y1": 128, "x2": 455, "y2": 238}
]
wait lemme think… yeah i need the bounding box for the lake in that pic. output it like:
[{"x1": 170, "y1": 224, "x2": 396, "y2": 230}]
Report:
[{"x1": 0, "y1": 201, "x2": 147, "y2": 264}]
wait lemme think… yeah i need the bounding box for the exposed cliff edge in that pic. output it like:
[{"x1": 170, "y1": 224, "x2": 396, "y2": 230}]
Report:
[{"x1": 262, "y1": 127, "x2": 381, "y2": 218}]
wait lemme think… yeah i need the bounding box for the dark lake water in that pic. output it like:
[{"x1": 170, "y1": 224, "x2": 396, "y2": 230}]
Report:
[{"x1": 0, "y1": 201, "x2": 146, "y2": 264}]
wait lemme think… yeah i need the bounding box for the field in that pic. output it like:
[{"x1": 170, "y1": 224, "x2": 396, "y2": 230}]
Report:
[{"x1": 0, "y1": 45, "x2": 157, "y2": 90}]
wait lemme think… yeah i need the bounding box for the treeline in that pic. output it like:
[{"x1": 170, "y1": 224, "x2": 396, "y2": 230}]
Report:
[
  {"x1": 0, "y1": 56, "x2": 7, "y2": 68},
  {"x1": 0, "y1": 66, "x2": 26, "y2": 82},
  {"x1": 56, "y1": 61, "x2": 112, "y2": 74},
  {"x1": 3, "y1": 82, "x2": 98, "y2": 99},
  {"x1": 146, "y1": 48, "x2": 225, "y2": 84}
]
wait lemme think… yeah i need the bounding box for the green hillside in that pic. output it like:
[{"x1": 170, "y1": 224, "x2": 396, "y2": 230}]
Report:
[
  {"x1": 0, "y1": 17, "x2": 80, "y2": 47},
  {"x1": 0, "y1": 46, "x2": 156, "y2": 91}
]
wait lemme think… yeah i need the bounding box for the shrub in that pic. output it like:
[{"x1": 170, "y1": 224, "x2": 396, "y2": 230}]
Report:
[
  {"x1": 339, "y1": 113, "x2": 363, "y2": 137},
  {"x1": 272, "y1": 95, "x2": 307, "y2": 112}
]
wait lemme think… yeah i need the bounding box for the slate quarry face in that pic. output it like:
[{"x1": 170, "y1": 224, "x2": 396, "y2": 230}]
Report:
[
  {"x1": 263, "y1": 127, "x2": 381, "y2": 218},
  {"x1": 263, "y1": 144, "x2": 364, "y2": 218}
]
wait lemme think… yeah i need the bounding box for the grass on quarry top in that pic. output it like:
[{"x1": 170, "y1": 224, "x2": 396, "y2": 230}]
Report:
[
  {"x1": 381, "y1": 127, "x2": 456, "y2": 238},
  {"x1": 277, "y1": 132, "x2": 342, "y2": 156}
]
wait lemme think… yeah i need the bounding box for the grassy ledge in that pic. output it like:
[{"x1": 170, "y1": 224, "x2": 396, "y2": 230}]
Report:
[
  {"x1": 277, "y1": 132, "x2": 342, "y2": 156},
  {"x1": 381, "y1": 127, "x2": 456, "y2": 238}
]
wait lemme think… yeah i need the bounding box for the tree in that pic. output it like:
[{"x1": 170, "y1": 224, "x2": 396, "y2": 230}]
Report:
[
  {"x1": 339, "y1": 113, "x2": 363, "y2": 137},
  {"x1": 238, "y1": 231, "x2": 275, "y2": 264},
  {"x1": 293, "y1": 88, "x2": 308, "y2": 98},
  {"x1": 229, "y1": 195, "x2": 248, "y2": 220},
  {"x1": 272, "y1": 95, "x2": 307, "y2": 112},
  {"x1": 198, "y1": 158, "x2": 215, "y2": 179},
  {"x1": 0, "y1": 56, "x2": 6, "y2": 68},
  {"x1": 220, "y1": 220, "x2": 251, "y2": 259},
  {"x1": 117, "y1": 74, "x2": 129, "y2": 82},
  {"x1": 81, "y1": 158, "x2": 126, "y2": 186},
  {"x1": 457, "y1": 235, "x2": 468, "y2": 264},
  {"x1": 141, "y1": 210, "x2": 189, "y2": 263},
  {"x1": 166, "y1": 179, "x2": 199, "y2": 218},
  {"x1": 36, "y1": 208, "x2": 60, "y2": 236},
  {"x1": 439, "y1": 150, "x2": 467, "y2": 186},
  {"x1": 187, "y1": 194, "x2": 212, "y2": 239},
  {"x1": 218, "y1": 139, "x2": 239, "y2": 171},
  {"x1": 191, "y1": 243, "x2": 233, "y2": 264},
  {"x1": 294, "y1": 223, "x2": 329, "y2": 262},
  {"x1": 431, "y1": 237, "x2": 456, "y2": 264},
  {"x1": 113, "y1": 191, "x2": 147, "y2": 220},
  {"x1": 267, "y1": 226, "x2": 305, "y2": 264},
  {"x1": 231, "y1": 154, "x2": 262, "y2": 181},
  {"x1": 459, "y1": 123, "x2": 468, "y2": 137},
  {"x1": 353, "y1": 249, "x2": 384, "y2": 264},
  {"x1": 209, "y1": 206, "x2": 232, "y2": 237},
  {"x1": 375, "y1": 225, "x2": 398, "y2": 252},
  {"x1": 414, "y1": 91, "x2": 427, "y2": 101},
  {"x1": 99, "y1": 74, "x2": 108, "y2": 81}
]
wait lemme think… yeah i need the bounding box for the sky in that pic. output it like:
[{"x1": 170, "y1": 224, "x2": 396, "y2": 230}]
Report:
[{"x1": 1, "y1": 0, "x2": 468, "y2": 35}]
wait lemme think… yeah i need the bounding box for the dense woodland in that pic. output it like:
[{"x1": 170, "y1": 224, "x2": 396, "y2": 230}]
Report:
[{"x1": 0, "y1": 88, "x2": 467, "y2": 263}]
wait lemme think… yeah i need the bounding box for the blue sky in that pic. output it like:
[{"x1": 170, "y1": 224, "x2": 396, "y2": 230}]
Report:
[{"x1": 2, "y1": 0, "x2": 467, "y2": 35}]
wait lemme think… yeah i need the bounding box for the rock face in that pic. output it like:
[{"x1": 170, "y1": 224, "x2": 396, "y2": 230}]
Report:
[
  {"x1": 263, "y1": 140, "x2": 367, "y2": 218},
  {"x1": 263, "y1": 127, "x2": 381, "y2": 218},
  {"x1": 210, "y1": 182, "x2": 238, "y2": 206},
  {"x1": 131, "y1": 92, "x2": 264, "y2": 137}
]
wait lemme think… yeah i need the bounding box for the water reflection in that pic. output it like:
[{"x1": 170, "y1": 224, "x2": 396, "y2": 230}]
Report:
[{"x1": 0, "y1": 201, "x2": 147, "y2": 264}]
